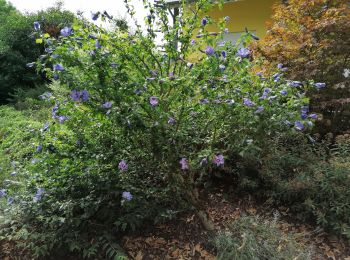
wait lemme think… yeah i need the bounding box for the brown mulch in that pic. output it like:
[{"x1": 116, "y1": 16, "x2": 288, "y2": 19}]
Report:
[{"x1": 122, "y1": 189, "x2": 350, "y2": 260}]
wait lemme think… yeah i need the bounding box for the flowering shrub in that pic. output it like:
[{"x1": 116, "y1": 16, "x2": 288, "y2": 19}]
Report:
[{"x1": 0, "y1": 0, "x2": 322, "y2": 257}]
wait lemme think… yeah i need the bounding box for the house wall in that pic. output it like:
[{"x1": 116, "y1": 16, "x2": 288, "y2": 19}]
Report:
[{"x1": 207, "y1": 0, "x2": 280, "y2": 38}]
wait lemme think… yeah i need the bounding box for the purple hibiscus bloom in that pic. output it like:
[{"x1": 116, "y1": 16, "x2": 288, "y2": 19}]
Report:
[
  {"x1": 201, "y1": 17, "x2": 208, "y2": 26},
  {"x1": 91, "y1": 11, "x2": 100, "y2": 21},
  {"x1": 33, "y1": 188, "x2": 45, "y2": 203},
  {"x1": 36, "y1": 145, "x2": 43, "y2": 153},
  {"x1": 95, "y1": 39, "x2": 101, "y2": 49},
  {"x1": 60, "y1": 27, "x2": 72, "y2": 37},
  {"x1": 7, "y1": 197, "x2": 14, "y2": 205},
  {"x1": 205, "y1": 46, "x2": 215, "y2": 56},
  {"x1": 168, "y1": 117, "x2": 176, "y2": 125},
  {"x1": 213, "y1": 154, "x2": 224, "y2": 167},
  {"x1": 180, "y1": 158, "x2": 189, "y2": 170},
  {"x1": 58, "y1": 116, "x2": 67, "y2": 124},
  {"x1": 290, "y1": 81, "x2": 303, "y2": 87},
  {"x1": 243, "y1": 98, "x2": 254, "y2": 107},
  {"x1": 221, "y1": 51, "x2": 227, "y2": 58},
  {"x1": 122, "y1": 191, "x2": 133, "y2": 201},
  {"x1": 314, "y1": 82, "x2": 326, "y2": 89},
  {"x1": 237, "y1": 48, "x2": 250, "y2": 59},
  {"x1": 118, "y1": 160, "x2": 128, "y2": 171},
  {"x1": 70, "y1": 90, "x2": 80, "y2": 102},
  {"x1": 309, "y1": 113, "x2": 318, "y2": 120},
  {"x1": 0, "y1": 189, "x2": 6, "y2": 198},
  {"x1": 102, "y1": 101, "x2": 113, "y2": 109},
  {"x1": 53, "y1": 64, "x2": 64, "y2": 71},
  {"x1": 149, "y1": 96, "x2": 158, "y2": 106},
  {"x1": 33, "y1": 21, "x2": 40, "y2": 31},
  {"x1": 295, "y1": 121, "x2": 305, "y2": 131},
  {"x1": 200, "y1": 98, "x2": 209, "y2": 104},
  {"x1": 280, "y1": 89, "x2": 287, "y2": 95},
  {"x1": 255, "y1": 106, "x2": 264, "y2": 114},
  {"x1": 80, "y1": 90, "x2": 89, "y2": 101}
]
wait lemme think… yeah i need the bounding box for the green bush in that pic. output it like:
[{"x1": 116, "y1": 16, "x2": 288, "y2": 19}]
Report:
[
  {"x1": 0, "y1": 0, "x2": 322, "y2": 258},
  {"x1": 214, "y1": 216, "x2": 312, "y2": 260},
  {"x1": 260, "y1": 134, "x2": 350, "y2": 239}
]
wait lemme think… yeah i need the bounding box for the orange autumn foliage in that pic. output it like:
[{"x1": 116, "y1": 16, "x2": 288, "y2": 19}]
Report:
[{"x1": 252, "y1": 0, "x2": 350, "y2": 134}]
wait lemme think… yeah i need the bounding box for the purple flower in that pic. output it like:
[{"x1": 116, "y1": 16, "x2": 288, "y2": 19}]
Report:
[
  {"x1": 7, "y1": 197, "x2": 14, "y2": 205},
  {"x1": 190, "y1": 39, "x2": 196, "y2": 45},
  {"x1": 200, "y1": 98, "x2": 209, "y2": 104},
  {"x1": 0, "y1": 189, "x2": 6, "y2": 198},
  {"x1": 58, "y1": 116, "x2": 67, "y2": 124},
  {"x1": 53, "y1": 64, "x2": 64, "y2": 71},
  {"x1": 122, "y1": 191, "x2": 133, "y2": 201},
  {"x1": 309, "y1": 113, "x2": 318, "y2": 120},
  {"x1": 95, "y1": 39, "x2": 102, "y2": 49},
  {"x1": 224, "y1": 16, "x2": 230, "y2": 22},
  {"x1": 289, "y1": 81, "x2": 303, "y2": 87},
  {"x1": 255, "y1": 106, "x2": 264, "y2": 114},
  {"x1": 224, "y1": 28, "x2": 229, "y2": 34},
  {"x1": 118, "y1": 160, "x2": 128, "y2": 171},
  {"x1": 80, "y1": 90, "x2": 89, "y2": 101},
  {"x1": 33, "y1": 21, "x2": 40, "y2": 31},
  {"x1": 219, "y1": 64, "x2": 226, "y2": 71},
  {"x1": 314, "y1": 82, "x2": 326, "y2": 89},
  {"x1": 237, "y1": 48, "x2": 250, "y2": 58},
  {"x1": 33, "y1": 188, "x2": 45, "y2": 202},
  {"x1": 294, "y1": 121, "x2": 304, "y2": 131},
  {"x1": 277, "y1": 63, "x2": 284, "y2": 69},
  {"x1": 149, "y1": 96, "x2": 158, "y2": 106},
  {"x1": 70, "y1": 90, "x2": 80, "y2": 102},
  {"x1": 43, "y1": 122, "x2": 50, "y2": 131},
  {"x1": 201, "y1": 17, "x2": 208, "y2": 26},
  {"x1": 256, "y1": 72, "x2": 263, "y2": 77},
  {"x1": 60, "y1": 27, "x2": 72, "y2": 37},
  {"x1": 53, "y1": 74, "x2": 59, "y2": 80},
  {"x1": 301, "y1": 105, "x2": 309, "y2": 115},
  {"x1": 102, "y1": 101, "x2": 113, "y2": 109},
  {"x1": 213, "y1": 154, "x2": 224, "y2": 167},
  {"x1": 280, "y1": 89, "x2": 287, "y2": 95},
  {"x1": 150, "y1": 70, "x2": 158, "y2": 77},
  {"x1": 168, "y1": 117, "x2": 176, "y2": 125},
  {"x1": 52, "y1": 106, "x2": 59, "y2": 118},
  {"x1": 36, "y1": 145, "x2": 43, "y2": 153},
  {"x1": 91, "y1": 11, "x2": 100, "y2": 21},
  {"x1": 221, "y1": 51, "x2": 227, "y2": 58},
  {"x1": 180, "y1": 158, "x2": 189, "y2": 170},
  {"x1": 243, "y1": 98, "x2": 254, "y2": 107},
  {"x1": 10, "y1": 171, "x2": 16, "y2": 177},
  {"x1": 205, "y1": 46, "x2": 215, "y2": 56}
]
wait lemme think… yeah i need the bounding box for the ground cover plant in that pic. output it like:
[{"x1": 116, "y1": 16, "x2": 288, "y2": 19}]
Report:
[{"x1": 0, "y1": 0, "x2": 343, "y2": 259}]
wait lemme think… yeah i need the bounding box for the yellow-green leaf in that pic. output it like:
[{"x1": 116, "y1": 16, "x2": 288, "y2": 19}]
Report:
[
  {"x1": 36, "y1": 38, "x2": 43, "y2": 44},
  {"x1": 44, "y1": 33, "x2": 50, "y2": 38}
]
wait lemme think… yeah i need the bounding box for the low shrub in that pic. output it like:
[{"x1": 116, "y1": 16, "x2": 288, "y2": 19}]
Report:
[{"x1": 259, "y1": 134, "x2": 350, "y2": 240}]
